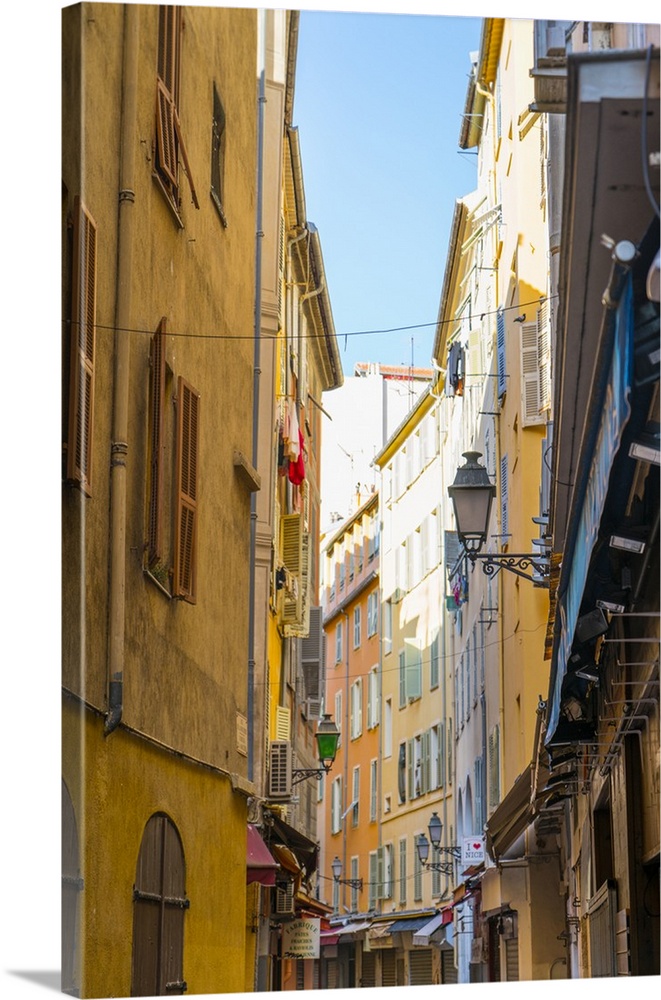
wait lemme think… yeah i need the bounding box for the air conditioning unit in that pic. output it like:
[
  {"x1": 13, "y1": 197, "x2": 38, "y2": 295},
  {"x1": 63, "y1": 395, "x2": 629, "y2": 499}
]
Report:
[
  {"x1": 275, "y1": 881, "x2": 295, "y2": 916},
  {"x1": 268, "y1": 741, "x2": 293, "y2": 800}
]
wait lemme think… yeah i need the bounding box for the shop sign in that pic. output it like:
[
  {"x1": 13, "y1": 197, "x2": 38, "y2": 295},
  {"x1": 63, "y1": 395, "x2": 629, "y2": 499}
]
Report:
[
  {"x1": 462, "y1": 836, "x2": 485, "y2": 866},
  {"x1": 282, "y1": 918, "x2": 320, "y2": 959}
]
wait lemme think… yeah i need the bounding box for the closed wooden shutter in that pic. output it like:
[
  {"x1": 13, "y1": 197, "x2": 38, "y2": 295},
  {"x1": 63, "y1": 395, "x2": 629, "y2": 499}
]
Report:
[
  {"x1": 496, "y1": 308, "x2": 507, "y2": 399},
  {"x1": 381, "y1": 950, "x2": 397, "y2": 987},
  {"x1": 441, "y1": 948, "x2": 458, "y2": 984},
  {"x1": 521, "y1": 320, "x2": 542, "y2": 424},
  {"x1": 148, "y1": 318, "x2": 167, "y2": 566},
  {"x1": 505, "y1": 937, "x2": 519, "y2": 981},
  {"x1": 67, "y1": 196, "x2": 97, "y2": 494},
  {"x1": 361, "y1": 951, "x2": 376, "y2": 988},
  {"x1": 409, "y1": 948, "x2": 433, "y2": 985},
  {"x1": 131, "y1": 814, "x2": 188, "y2": 997},
  {"x1": 499, "y1": 454, "x2": 509, "y2": 541},
  {"x1": 173, "y1": 377, "x2": 199, "y2": 602}
]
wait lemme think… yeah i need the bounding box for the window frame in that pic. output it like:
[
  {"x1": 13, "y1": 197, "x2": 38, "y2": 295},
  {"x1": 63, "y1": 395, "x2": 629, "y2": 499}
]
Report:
[{"x1": 66, "y1": 196, "x2": 97, "y2": 496}]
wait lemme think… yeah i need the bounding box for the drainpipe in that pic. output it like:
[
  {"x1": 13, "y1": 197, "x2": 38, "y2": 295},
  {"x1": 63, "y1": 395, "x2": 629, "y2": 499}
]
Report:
[
  {"x1": 341, "y1": 609, "x2": 350, "y2": 914},
  {"x1": 106, "y1": 4, "x2": 139, "y2": 735},
  {"x1": 247, "y1": 8, "x2": 266, "y2": 781}
]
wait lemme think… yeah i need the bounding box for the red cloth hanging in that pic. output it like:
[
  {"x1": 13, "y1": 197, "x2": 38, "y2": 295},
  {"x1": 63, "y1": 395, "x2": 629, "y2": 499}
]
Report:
[{"x1": 288, "y1": 429, "x2": 306, "y2": 485}]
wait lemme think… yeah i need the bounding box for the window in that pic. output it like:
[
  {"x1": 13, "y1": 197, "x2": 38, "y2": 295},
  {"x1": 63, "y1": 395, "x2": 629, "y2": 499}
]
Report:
[
  {"x1": 353, "y1": 605, "x2": 361, "y2": 648},
  {"x1": 66, "y1": 197, "x2": 97, "y2": 496},
  {"x1": 335, "y1": 691, "x2": 342, "y2": 747},
  {"x1": 350, "y1": 679, "x2": 362, "y2": 739},
  {"x1": 379, "y1": 844, "x2": 393, "y2": 900},
  {"x1": 397, "y1": 743, "x2": 407, "y2": 804},
  {"x1": 131, "y1": 813, "x2": 187, "y2": 996},
  {"x1": 210, "y1": 83, "x2": 227, "y2": 226},
  {"x1": 384, "y1": 698, "x2": 392, "y2": 757},
  {"x1": 173, "y1": 377, "x2": 200, "y2": 602},
  {"x1": 367, "y1": 667, "x2": 379, "y2": 729},
  {"x1": 351, "y1": 766, "x2": 360, "y2": 828},
  {"x1": 367, "y1": 591, "x2": 378, "y2": 637},
  {"x1": 335, "y1": 621, "x2": 343, "y2": 663},
  {"x1": 404, "y1": 639, "x2": 422, "y2": 701},
  {"x1": 414, "y1": 843, "x2": 423, "y2": 902},
  {"x1": 384, "y1": 600, "x2": 393, "y2": 653},
  {"x1": 431, "y1": 845, "x2": 442, "y2": 896},
  {"x1": 408, "y1": 735, "x2": 423, "y2": 799},
  {"x1": 350, "y1": 857, "x2": 360, "y2": 912},
  {"x1": 146, "y1": 324, "x2": 200, "y2": 603},
  {"x1": 399, "y1": 651, "x2": 407, "y2": 709},
  {"x1": 370, "y1": 759, "x2": 378, "y2": 821},
  {"x1": 398, "y1": 838, "x2": 407, "y2": 905},
  {"x1": 331, "y1": 776, "x2": 343, "y2": 834},
  {"x1": 430, "y1": 631, "x2": 440, "y2": 689},
  {"x1": 368, "y1": 852, "x2": 378, "y2": 910},
  {"x1": 154, "y1": 6, "x2": 198, "y2": 218}
]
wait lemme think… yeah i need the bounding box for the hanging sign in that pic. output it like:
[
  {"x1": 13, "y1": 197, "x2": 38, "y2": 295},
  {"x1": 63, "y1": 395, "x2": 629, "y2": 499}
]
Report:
[
  {"x1": 282, "y1": 918, "x2": 320, "y2": 959},
  {"x1": 462, "y1": 836, "x2": 485, "y2": 866}
]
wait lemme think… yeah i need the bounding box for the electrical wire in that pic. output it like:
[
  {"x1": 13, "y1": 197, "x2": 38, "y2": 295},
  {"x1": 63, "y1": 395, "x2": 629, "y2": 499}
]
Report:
[{"x1": 64, "y1": 295, "x2": 556, "y2": 346}]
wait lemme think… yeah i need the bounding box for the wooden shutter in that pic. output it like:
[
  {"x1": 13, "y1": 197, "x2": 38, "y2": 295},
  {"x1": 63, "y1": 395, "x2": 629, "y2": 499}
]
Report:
[
  {"x1": 500, "y1": 454, "x2": 509, "y2": 542},
  {"x1": 148, "y1": 318, "x2": 167, "y2": 566},
  {"x1": 67, "y1": 196, "x2": 97, "y2": 494},
  {"x1": 173, "y1": 377, "x2": 199, "y2": 602},
  {"x1": 302, "y1": 606, "x2": 323, "y2": 711},
  {"x1": 279, "y1": 513, "x2": 303, "y2": 625},
  {"x1": 156, "y1": 76, "x2": 179, "y2": 186},
  {"x1": 496, "y1": 307, "x2": 507, "y2": 399},
  {"x1": 488, "y1": 724, "x2": 501, "y2": 810},
  {"x1": 538, "y1": 300, "x2": 551, "y2": 412},
  {"x1": 521, "y1": 320, "x2": 544, "y2": 425},
  {"x1": 404, "y1": 640, "x2": 422, "y2": 701}
]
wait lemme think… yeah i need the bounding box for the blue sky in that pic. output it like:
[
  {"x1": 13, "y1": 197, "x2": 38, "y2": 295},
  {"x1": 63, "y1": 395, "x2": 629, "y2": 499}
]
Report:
[{"x1": 293, "y1": 11, "x2": 482, "y2": 376}]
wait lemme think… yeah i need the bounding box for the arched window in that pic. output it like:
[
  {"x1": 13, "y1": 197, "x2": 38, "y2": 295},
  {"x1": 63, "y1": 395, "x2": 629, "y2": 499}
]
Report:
[
  {"x1": 62, "y1": 779, "x2": 82, "y2": 996},
  {"x1": 131, "y1": 813, "x2": 188, "y2": 996}
]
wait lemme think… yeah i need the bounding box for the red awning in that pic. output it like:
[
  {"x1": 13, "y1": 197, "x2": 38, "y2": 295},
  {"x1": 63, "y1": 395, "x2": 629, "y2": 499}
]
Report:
[{"x1": 246, "y1": 824, "x2": 278, "y2": 886}]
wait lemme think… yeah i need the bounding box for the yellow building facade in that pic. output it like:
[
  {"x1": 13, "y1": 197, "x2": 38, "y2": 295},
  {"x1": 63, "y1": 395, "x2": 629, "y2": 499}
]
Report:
[{"x1": 62, "y1": 4, "x2": 276, "y2": 995}]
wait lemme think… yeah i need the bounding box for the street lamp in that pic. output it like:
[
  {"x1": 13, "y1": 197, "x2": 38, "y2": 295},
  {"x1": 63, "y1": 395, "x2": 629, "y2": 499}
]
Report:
[
  {"x1": 448, "y1": 451, "x2": 549, "y2": 585},
  {"x1": 416, "y1": 812, "x2": 461, "y2": 876},
  {"x1": 291, "y1": 714, "x2": 340, "y2": 785},
  {"x1": 331, "y1": 856, "x2": 363, "y2": 891}
]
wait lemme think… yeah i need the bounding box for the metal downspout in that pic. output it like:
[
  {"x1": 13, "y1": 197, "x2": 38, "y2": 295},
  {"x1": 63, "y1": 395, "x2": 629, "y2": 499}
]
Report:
[
  {"x1": 247, "y1": 9, "x2": 266, "y2": 782},
  {"x1": 341, "y1": 609, "x2": 350, "y2": 914},
  {"x1": 106, "y1": 4, "x2": 139, "y2": 735}
]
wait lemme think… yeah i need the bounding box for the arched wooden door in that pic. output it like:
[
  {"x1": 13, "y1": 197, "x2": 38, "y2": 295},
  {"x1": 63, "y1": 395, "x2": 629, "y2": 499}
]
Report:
[
  {"x1": 62, "y1": 779, "x2": 82, "y2": 996},
  {"x1": 131, "y1": 813, "x2": 188, "y2": 996}
]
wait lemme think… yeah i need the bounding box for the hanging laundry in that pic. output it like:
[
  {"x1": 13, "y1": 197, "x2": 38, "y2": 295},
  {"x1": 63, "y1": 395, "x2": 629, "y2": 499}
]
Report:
[
  {"x1": 288, "y1": 429, "x2": 306, "y2": 485},
  {"x1": 287, "y1": 401, "x2": 300, "y2": 460}
]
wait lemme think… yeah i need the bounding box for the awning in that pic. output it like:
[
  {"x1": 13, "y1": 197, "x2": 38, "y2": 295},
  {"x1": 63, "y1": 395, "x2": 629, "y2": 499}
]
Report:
[
  {"x1": 365, "y1": 920, "x2": 394, "y2": 948},
  {"x1": 268, "y1": 814, "x2": 318, "y2": 878},
  {"x1": 337, "y1": 919, "x2": 371, "y2": 943},
  {"x1": 246, "y1": 824, "x2": 278, "y2": 886},
  {"x1": 412, "y1": 912, "x2": 444, "y2": 946},
  {"x1": 484, "y1": 764, "x2": 534, "y2": 861},
  {"x1": 389, "y1": 915, "x2": 434, "y2": 934},
  {"x1": 320, "y1": 929, "x2": 341, "y2": 947},
  {"x1": 271, "y1": 843, "x2": 301, "y2": 875}
]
